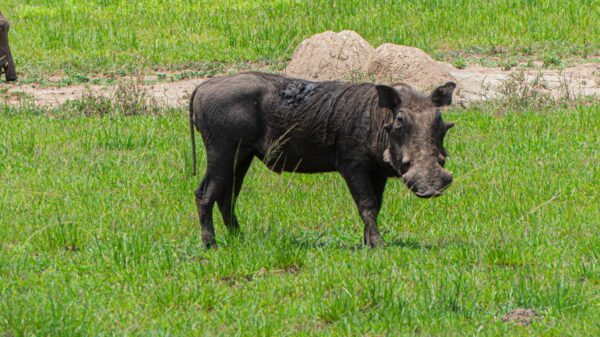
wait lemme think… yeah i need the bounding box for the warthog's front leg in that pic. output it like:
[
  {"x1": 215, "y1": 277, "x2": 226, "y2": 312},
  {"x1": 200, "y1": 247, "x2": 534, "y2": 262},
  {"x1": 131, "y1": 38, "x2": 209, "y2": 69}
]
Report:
[
  {"x1": 338, "y1": 163, "x2": 385, "y2": 248},
  {"x1": 370, "y1": 172, "x2": 387, "y2": 212}
]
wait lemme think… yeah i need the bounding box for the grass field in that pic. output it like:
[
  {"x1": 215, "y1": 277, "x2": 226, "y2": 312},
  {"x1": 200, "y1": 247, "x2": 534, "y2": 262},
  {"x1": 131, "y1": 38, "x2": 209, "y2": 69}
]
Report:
[
  {"x1": 1, "y1": 0, "x2": 599, "y2": 336},
  {"x1": 0, "y1": 103, "x2": 598, "y2": 336},
  {"x1": 3, "y1": 0, "x2": 600, "y2": 77}
]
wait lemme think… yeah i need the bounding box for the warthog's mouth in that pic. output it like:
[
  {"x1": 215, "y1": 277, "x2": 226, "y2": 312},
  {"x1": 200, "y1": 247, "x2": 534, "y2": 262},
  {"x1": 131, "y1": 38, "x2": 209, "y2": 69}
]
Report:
[
  {"x1": 402, "y1": 174, "x2": 446, "y2": 198},
  {"x1": 415, "y1": 189, "x2": 443, "y2": 198}
]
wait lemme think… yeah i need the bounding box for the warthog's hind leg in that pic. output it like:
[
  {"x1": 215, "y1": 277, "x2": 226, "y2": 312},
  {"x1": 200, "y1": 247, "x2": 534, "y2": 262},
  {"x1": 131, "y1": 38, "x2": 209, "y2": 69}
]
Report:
[
  {"x1": 195, "y1": 176, "x2": 219, "y2": 249},
  {"x1": 195, "y1": 144, "x2": 253, "y2": 249},
  {"x1": 217, "y1": 152, "x2": 253, "y2": 235},
  {"x1": 195, "y1": 157, "x2": 232, "y2": 248}
]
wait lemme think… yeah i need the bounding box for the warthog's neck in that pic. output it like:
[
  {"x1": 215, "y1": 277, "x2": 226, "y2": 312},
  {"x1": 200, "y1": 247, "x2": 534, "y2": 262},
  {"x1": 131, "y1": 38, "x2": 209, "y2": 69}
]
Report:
[{"x1": 368, "y1": 105, "x2": 398, "y2": 175}]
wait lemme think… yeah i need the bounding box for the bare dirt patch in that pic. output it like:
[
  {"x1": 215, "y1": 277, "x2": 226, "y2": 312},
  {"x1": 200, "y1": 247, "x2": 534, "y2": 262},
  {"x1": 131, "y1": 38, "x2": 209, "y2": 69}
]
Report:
[
  {"x1": 3, "y1": 62, "x2": 597, "y2": 109},
  {"x1": 1, "y1": 77, "x2": 202, "y2": 108},
  {"x1": 451, "y1": 62, "x2": 600, "y2": 105},
  {"x1": 501, "y1": 308, "x2": 539, "y2": 326}
]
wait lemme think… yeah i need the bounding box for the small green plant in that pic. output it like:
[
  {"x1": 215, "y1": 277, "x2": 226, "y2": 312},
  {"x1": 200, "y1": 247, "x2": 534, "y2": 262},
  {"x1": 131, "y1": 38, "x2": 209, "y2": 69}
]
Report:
[
  {"x1": 172, "y1": 70, "x2": 206, "y2": 81},
  {"x1": 497, "y1": 72, "x2": 552, "y2": 112},
  {"x1": 63, "y1": 89, "x2": 113, "y2": 116},
  {"x1": 543, "y1": 54, "x2": 563, "y2": 68},
  {"x1": 73, "y1": 74, "x2": 90, "y2": 83},
  {"x1": 477, "y1": 57, "x2": 497, "y2": 68},
  {"x1": 111, "y1": 78, "x2": 160, "y2": 115},
  {"x1": 60, "y1": 77, "x2": 160, "y2": 116},
  {"x1": 499, "y1": 60, "x2": 518, "y2": 71},
  {"x1": 453, "y1": 57, "x2": 468, "y2": 69},
  {"x1": 521, "y1": 45, "x2": 534, "y2": 56}
]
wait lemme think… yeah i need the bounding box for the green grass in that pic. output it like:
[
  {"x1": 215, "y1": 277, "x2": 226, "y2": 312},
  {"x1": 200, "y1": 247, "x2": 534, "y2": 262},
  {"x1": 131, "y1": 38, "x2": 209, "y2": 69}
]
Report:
[
  {"x1": 0, "y1": 104, "x2": 598, "y2": 336},
  {"x1": 3, "y1": 0, "x2": 600, "y2": 77}
]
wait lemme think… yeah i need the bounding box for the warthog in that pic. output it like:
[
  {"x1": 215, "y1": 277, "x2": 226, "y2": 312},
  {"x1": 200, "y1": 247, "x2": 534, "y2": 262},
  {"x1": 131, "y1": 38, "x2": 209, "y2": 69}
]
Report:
[
  {"x1": 190, "y1": 72, "x2": 456, "y2": 248},
  {"x1": 0, "y1": 11, "x2": 17, "y2": 82}
]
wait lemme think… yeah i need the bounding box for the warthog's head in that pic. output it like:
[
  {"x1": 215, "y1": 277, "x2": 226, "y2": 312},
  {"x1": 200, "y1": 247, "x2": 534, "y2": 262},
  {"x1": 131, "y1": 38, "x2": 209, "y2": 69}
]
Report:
[
  {"x1": 0, "y1": 11, "x2": 17, "y2": 82},
  {"x1": 377, "y1": 82, "x2": 456, "y2": 198}
]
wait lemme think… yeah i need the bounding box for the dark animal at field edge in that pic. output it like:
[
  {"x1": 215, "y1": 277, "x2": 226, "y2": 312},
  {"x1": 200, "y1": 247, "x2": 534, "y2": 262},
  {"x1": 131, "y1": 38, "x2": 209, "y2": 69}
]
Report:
[
  {"x1": 190, "y1": 72, "x2": 456, "y2": 248},
  {"x1": 0, "y1": 11, "x2": 17, "y2": 82}
]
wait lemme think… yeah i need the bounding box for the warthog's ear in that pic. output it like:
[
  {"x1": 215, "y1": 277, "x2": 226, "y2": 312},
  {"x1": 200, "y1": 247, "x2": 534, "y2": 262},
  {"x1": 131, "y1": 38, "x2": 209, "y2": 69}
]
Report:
[
  {"x1": 431, "y1": 82, "x2": 456, "y2": 107},
  {"x1": 376, "y1": 85, "x2": 401, "y2": 110}
]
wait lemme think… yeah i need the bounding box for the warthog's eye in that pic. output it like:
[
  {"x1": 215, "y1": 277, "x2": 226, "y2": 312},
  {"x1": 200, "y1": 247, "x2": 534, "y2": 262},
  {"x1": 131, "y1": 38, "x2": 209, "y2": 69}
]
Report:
[
  {"x1": 394, "y1": 115, "x2": 406, "y2": 129},
  {"x1": 438, "y1": 154, "x2": 446, "y2": 166}
]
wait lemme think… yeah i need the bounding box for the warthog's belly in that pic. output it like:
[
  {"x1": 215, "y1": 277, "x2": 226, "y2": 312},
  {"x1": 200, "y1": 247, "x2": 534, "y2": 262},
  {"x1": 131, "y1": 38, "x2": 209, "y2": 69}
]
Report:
[{"x1": 255, "y1": 141, "x2": 337, "y2": 173}]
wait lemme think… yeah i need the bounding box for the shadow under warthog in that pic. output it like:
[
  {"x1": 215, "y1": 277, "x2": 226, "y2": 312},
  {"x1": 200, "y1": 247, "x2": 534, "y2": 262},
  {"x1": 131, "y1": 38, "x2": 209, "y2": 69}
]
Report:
[
  {"x1": 0, "y1": 11, "x2": 17, "y2": 82},
  {"x1": 289, "y1": 232, "x2": 471, "y2": 251}
]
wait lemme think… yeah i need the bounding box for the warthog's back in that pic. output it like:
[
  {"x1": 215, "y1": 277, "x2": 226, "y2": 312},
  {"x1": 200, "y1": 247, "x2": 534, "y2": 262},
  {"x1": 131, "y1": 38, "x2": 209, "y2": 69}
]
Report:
[{"x1": 192, "y1": 72, "x2": 379, "y2": 173}]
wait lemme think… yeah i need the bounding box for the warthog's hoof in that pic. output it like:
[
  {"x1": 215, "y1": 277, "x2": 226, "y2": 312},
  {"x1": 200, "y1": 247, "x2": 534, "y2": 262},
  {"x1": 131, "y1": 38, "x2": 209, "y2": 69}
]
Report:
[
  {"x1": 365, "y1": 235, "x2": 385, "y2": 248},
  {"x1": 202, "y1": 234, "x2": 218, "y2": 250},
  {"x1": 202, "y1": 241, "x2": 218, "y2": 250},
  {"x1": 2, "y1": 65, "x2": 16, "y2": 82}
]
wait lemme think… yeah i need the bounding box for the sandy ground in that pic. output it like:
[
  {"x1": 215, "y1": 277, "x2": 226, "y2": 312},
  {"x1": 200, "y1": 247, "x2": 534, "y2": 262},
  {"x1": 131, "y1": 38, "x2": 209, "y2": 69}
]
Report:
[
  {"x1": 0, "y1": 77, "x2": 204, "y2": 108},
  {"x1": 450, "y1": 63, "x2": 600, "y2": 104},
  {"x1": 1, "y1": 63, "x2": 599, "y2": 108}
]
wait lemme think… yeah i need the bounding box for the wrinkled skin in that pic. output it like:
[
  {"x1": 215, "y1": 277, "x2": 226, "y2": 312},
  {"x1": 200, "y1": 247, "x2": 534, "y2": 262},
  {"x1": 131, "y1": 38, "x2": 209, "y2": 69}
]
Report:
[
  {"x1": 0, "y1": 11, "x2": 17, "y2": 82},
  {"x1": 190, "y1": 72, "x2": 456, "y2": 248}
]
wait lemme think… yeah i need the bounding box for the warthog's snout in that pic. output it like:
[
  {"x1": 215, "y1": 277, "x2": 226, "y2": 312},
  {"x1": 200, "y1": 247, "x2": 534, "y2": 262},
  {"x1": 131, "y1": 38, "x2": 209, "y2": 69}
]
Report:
[{"x1": 403, "y1": 168, "x2": 453, "y2": 199}]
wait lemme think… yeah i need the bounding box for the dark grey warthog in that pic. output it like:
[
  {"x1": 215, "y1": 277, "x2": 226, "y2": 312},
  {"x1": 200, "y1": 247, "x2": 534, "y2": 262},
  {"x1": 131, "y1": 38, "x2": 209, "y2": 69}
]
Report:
[
  {"x1": 0, "y1": 11, "x2": 17, "y2": 82},
  {"x1": 190, "y1": 72, "x2": 456, "y2": 248}
]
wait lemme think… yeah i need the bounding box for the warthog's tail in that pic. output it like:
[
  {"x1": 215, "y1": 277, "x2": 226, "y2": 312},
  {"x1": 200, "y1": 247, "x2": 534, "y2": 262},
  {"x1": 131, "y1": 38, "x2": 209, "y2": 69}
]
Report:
[{"x1": 189, "y1": 86, "x2": 200, "y2": 176}]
